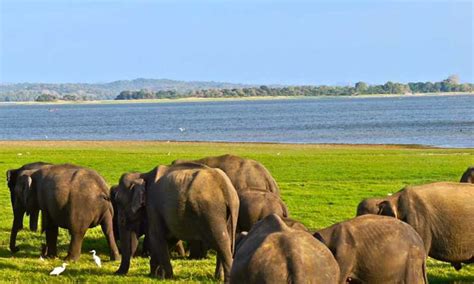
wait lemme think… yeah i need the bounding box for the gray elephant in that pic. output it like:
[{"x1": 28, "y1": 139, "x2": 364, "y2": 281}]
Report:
[
  {"x1": 460, "y1": 166, "x2": 474, "y2": 183},
  {"x1": 114, "y1": 163, "x2": 239, "y2": 282},
  {"x1": 7, "y1": 162, "x2": 51, "y2": 253},
  {"x1": 231, "y1": 214, "x2": 339, "y2": 284},
  {"x1": 110, "y1": 184, "x2": 185, "y2": 264},
  {"x1": 15, "y1": 164, "x2": 120, "y2": 261},
  {"x1": 172, "y1": 154, "x2": 279, "y2": 194},
  {"x1": 314, "y1": 215, "x2": 427, "y2": 284},
  {"x1": 237, "y1": 191, "x2": 288, "y2": 232},
  {"x1": 357, "y1": 182, "x2": 474, "y2": 270},
  {"x1": 173, "y1": 155, "x2": 284, "y2": 257}
]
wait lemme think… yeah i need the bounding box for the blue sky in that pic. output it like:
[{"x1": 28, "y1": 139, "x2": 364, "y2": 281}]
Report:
[{"x1": 0, "y1": 0, "x2": 472, "y2": 85}]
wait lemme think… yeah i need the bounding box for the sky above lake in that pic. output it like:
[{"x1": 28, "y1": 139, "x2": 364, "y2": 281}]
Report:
[{"x1": 0, "y1": 0, "x2": 472, "y2": 85}]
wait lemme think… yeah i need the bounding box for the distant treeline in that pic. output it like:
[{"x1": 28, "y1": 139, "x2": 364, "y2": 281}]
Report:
[{"x1": 116, "y1": 75, "x2": 473, "y2": 100}]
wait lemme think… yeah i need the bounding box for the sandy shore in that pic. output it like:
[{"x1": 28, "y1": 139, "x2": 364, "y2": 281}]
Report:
[{"x1": 1, "y1": 92, "x2": 472, "y2": 106}]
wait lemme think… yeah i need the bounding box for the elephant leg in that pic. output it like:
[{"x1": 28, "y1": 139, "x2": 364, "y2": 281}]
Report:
[
  {"x1": 131, "y1": 231, "x2": 139, "y2": 257},
  {"x1": 29, "y1": 209, "x2": 39, "y2": 232},
  {"x1": 148, "y1": 217, "x2": 173, "y2": 278},
  {"x1": 65, "y1": 229, "x2": 86, "y2": 261},
  {"x1": 100, "y1": 211, "x2": 120, "y2": 261},
  {"x1": 45, "y1": 225, "x2": 58, "y2": 258},
  {"x1": 200, "y1": 218, "x2": 232, "y2": 282},
  {"x1": 141, "y1": 234, "x2": 150, "y2": 257},
  {"x1": 174, "y1": 240, "x2": 185, "y2": 257},
  {"x1": 9, "y1": 207, "x2": 25, "y2": 253}
]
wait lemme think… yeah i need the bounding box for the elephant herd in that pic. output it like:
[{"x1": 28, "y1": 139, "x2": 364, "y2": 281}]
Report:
[{"x1": 5, "y1": 156, "x2": 474, "y2": 283}]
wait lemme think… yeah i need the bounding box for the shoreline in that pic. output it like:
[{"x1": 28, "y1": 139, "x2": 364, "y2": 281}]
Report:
[
  {"x1": 1, "y1": 92, "x2": 472, "y2": 106},
  {"x1": 0, "y1": 140, "x2": 470, "y2": 150}
]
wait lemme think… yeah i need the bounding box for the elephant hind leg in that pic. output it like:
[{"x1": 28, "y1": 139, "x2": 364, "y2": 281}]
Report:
[
  {"x1": 43, "y1": 213, "x2": 58, "y2": 258},
  {"x1": 148, "y1": 216, "x2": 173, "y2": 279},
  {"x1": 65, "y1": 229, "x2": 86, "y2": 261},
  {"x1": 100, "y1": 211, "x2": 120, "y2": 260},
  {"x1": 199, "y1": 218, "x2": 233, "y2": 282}
]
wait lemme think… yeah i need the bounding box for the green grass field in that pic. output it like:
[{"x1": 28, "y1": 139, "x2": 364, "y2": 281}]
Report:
[{"x1": 0, "y1": 141, "x2": 472, "y2": 283}]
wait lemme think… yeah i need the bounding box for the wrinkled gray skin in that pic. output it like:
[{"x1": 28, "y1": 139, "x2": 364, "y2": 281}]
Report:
[
  {"x1": 111, "y1": 183, "x2": 185, "y2": 274},
  {"x1": 231, "y1": 214, "x2": 339, "y2": 284},
  {"x1": 172, "y1": 154, "x2": 280, "y2": 194},
  {"x1": 15, "y1": 164, "x2": 120, "y2": 261},
  {"x1": 357, "y1": 182, "x2": 474, "y2": 270},
  {"x1": 237, "y1": 191, "x2": 288, "y2": 232},
  {"x1": 115, "y1": 163, "x2": 239, "y2": 282},
  {"x1": 460, "y1": 167, "x2": 474, "y2": 183},
  {"x1": 173, "y1": 154, "x2": 283, "y2": 257},
  {"x1": 315, "y1": 215, "x2": 427, "y2": 284},
  {"x1": 7, "y1": 162, "x2": 51, "y2": 253},
  {"x1": 110, "y1": 185, "x2": 153, "y2": 258}
]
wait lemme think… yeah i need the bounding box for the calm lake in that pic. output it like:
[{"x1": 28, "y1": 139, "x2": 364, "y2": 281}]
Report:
[{"x1": 1, "y1": 95, "x2": 473, "y2": 148}]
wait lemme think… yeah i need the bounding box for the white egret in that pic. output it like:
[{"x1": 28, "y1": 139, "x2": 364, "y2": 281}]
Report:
[
  {"x1": 49, "y1": 263, "x2": 67, "y2": 276},
  {"x1": 90, "y1": 250, "x2": 102, "y2": 267},
  {"x1": 178, "y1": 127, "x2": 186, "y2": 132}
]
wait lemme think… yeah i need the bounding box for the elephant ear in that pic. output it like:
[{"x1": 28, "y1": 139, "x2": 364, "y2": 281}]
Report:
[
  {"x1": 377, "y1": 200, "x2": 398, "y2": 218},
  {"x1": 130, "y1": 179, "x2": 146, "y2": 214}
]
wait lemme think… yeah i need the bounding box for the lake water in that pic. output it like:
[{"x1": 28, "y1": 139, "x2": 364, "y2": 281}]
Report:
[{"x1": 0, "y1": 95, "x2": 473, "y2": 148}]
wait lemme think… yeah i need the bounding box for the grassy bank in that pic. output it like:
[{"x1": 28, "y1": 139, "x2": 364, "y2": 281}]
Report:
[{"x1": 0, "y1": 141, "x2": 472, "y2": 282}]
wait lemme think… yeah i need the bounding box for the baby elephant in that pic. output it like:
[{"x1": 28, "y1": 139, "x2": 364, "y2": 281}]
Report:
[
  {"x1": 237, "y1": 191, "x2": 289, "y2": 232},
  {"x1": 231, "y1": 214, "x2": 340, "y2": 284},
  {"x1": 314, "y1": 215, "x2": 427, "y2": 284}
]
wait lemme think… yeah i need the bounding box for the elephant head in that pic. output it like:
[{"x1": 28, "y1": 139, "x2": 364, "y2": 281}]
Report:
[
  {"x1": 460, "y1": 167, "x2": 474, "y2": 183},
  {"x1": 356, "y1": 197, "x2": 385, "y2": 216},
  {"x1": 14, "y1": 170, "x2": 38, "y2": 215},
  {"x1": 114, "y1": 165, "x2": 168, "y2": 275}
]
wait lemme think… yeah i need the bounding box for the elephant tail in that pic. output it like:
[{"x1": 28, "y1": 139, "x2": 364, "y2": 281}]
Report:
[{"x1": 226, "y1": 195, "x2": 239, "y2": 255}]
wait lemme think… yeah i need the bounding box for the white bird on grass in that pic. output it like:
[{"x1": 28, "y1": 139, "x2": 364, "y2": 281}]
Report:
[
  {"x1": 49, "y1": 263, "x2": 67, "y2": 276},
  {"x1": 90, "y1": 250, "x2": 101, "y2": 267}
]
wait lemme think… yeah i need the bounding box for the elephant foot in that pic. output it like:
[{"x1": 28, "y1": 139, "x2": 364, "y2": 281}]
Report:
[
  {"x1": 110, "y1": 252, "x2": 120, "y2": 261},
  {"x1": 115, "y1": 268, "x2": 129, "y2": 275},
  {"x1": 64, "y1": 254, "x2": 80, "y2": 262},
  {"x1": 150, "y1": 267, "x2": 172, "y2": 279},
  {"x1": 451, "y1": 262, "x2": 462, "y2": 271},
  {"x1": 10, "y1": 246, "x2": 19, "y2": 254}
]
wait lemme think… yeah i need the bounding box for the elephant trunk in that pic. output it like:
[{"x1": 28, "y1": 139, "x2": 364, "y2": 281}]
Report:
[
  {"x1": 10, "y1": 206, "x2": 26, "y2": 253},
  {"x1": 115, "y1": 223, "x2": 139, "y2": 275},
  {"x1": 115, "y1": 225, "x2": 132, "y2": 274}
]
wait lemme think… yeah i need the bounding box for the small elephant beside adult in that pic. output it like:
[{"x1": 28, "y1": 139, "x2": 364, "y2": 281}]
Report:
[
  {"x1": 315, "y1": 214, "x2": 427, "y2": 283},
  {"x1": 460, "y1": 166, "x2": 474, "y2": 183},
  {"x1": 114, "y1": 162, "x2": 239, "y2": 282},
  {"x1": 7, "y1": 162, "x2": 52, "y2": 253},
  {"x1": 357, "y1": 182, "x2": 474, "y2": 270},
  {"x1": 231, "y1": 214, "x2": 339, "y2": 284},
  {"x1": 13, "y1": 163, "x2": 120, "y2": 261}
]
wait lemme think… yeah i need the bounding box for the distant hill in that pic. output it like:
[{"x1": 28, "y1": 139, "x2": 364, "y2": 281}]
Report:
[{"x1": 0, "y1": 78, "x2": 250, "y2": 101}]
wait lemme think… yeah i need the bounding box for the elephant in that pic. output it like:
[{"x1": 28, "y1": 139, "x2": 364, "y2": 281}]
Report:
[
  {"x1": 172, "y1": 155, "x2": 284, "y2": 257},
  {"x1": 14, "y1": 164, "x2": 120, "y2": 261},
  {"x1": 231, "y1": 214, "x2": 339, "y2": 284},
  {"x1": 172, "y1": 154, "x2": 279, "y2": 194},
  {"x1": 237, "y1": 190, "x2": 289, "y2": 232},
  {"x1": 7, "y1": 161, "x2": 51, "y2": 253},
  {"x1": 110, "y1": 185, "x2": 185, "y2": 260},
  {"x1": 460, "y1": 166, "x2": 474, "y2": 183},
  {"x1": 114, "y1": 162, "x2": 239, "y2": 282},
  {"x1": 314, "y1": 214, "x2": 428, "y2": 284},
  {"x1": 357, "y1": 182, "x2": 474, "y2": 270}
]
